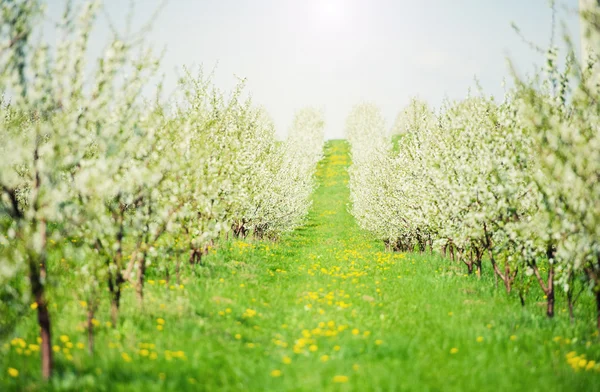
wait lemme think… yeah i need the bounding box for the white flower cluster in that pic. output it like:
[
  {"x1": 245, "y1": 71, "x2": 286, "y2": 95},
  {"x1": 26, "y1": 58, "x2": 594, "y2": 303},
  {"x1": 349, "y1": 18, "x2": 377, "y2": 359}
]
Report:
[{"x1": 347, "y1": 49, "x2": 600, "y2": 323}]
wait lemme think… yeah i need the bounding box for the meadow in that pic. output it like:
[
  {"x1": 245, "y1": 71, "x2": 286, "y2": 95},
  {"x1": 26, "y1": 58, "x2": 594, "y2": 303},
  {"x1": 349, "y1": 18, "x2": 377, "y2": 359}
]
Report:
[{"x1": 2, "y1": 140, "x2": 599, "y2": 391}]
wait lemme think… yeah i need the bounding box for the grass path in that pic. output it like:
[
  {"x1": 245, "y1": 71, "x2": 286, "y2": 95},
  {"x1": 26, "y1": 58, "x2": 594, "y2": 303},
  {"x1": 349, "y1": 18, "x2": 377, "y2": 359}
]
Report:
[{"x1": 3, "y1": 140, "x2": 600, "y2": 391}]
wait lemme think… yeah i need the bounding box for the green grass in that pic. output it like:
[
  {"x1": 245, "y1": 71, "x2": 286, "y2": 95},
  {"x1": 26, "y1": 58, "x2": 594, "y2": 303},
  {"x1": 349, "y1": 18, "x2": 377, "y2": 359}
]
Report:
[{"x1": 1, "y1": 140, "x2": 600, "y2": 391}]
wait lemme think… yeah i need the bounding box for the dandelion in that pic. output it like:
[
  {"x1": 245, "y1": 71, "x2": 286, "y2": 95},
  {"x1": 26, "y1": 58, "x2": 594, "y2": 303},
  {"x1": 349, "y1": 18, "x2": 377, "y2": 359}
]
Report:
[
  {"x1": 450, "y1": 347, "x2": 459, "y2": 354},
  {"x1": 309, "y1": 344, "x2": 318, "y2": 352},
  {"x1": 7, "y1": 368, "x2": 19, "y2": 377},
  {"x1": 156, "y1": 318, "x2": 165, "y2": 325},
  {"x1": 60, "y1": 335, "x2": 69, "y2": 343},
  {"x1": 510, "y1": 335, "x2": 517, "y2": 341},
  {"x1": 476, "y1": 336, "x2": 484, "y2": 343},
  {"x1": 333, "y1": 375, "x2": 349, "y2": 383},
  {"x1": 30, "y1": 302, "x2": 38, "y2": 310},
  {"x1": 235, "y1": 334, "x2": 242, "y2": 340},
  {"x1": 271, "y1": 369, "x2": 282, "y2": 377},
  {"x1": 121, "y1": 352, "x2": 132, "y2": 362},
  {"x1": 334, "y1": 345, "x2": 341, "y2": 351},
  {"x1": 320, "y1": 355, "x2": 329, "y2": 362},
  {"x1": 375, "y1": 340, "x2": 383, "y2": 345},
  {"x1": 352, "y1": 328, "x2": 360, "y2": 335}
]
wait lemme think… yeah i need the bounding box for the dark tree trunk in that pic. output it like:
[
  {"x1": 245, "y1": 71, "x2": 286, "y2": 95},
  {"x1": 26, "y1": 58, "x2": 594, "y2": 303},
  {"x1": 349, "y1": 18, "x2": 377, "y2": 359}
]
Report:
[
  {"x1": 86, "y1": 304, "x2": 95, "y2": 354},
  {"x1": 136, "y1": 252, "x2": 147, "y2": 307},
  {"x1": 29, "y1": 219, "x2": 53, "y2": 380}
]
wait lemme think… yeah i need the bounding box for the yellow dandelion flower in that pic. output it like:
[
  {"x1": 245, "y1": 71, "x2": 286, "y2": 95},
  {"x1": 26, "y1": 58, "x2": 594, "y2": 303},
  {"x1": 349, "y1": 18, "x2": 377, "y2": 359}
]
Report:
[
  {"x1": 352, "y1": 328, "x2": 360, "y2": 335},
  {"x1": 270, "y1": 369, "x2": 282, "y2": 377},
  {"x1": 8, "y1": 368, "x2": 19, "y2": 377},
  {"x1": 476, "y1": 336, "x2": 484, "y2": 343},
  {"x1": 353, "y1": 364, "x2": 360, "y2": 371},
  {"x1": 309, "y1": 344, "x2": 318, "y2": 352},
  {"x1": 157, "y1": 325, "x2": 163, "y2": 331},
  {"x1": 334, "y1": 345, "x2": 341, "y2": 351},
  {"x1": 121, "y1": 352, "x2": 132, "y2": 362},
  {"x1": 375, "y1": 340, "x2": 383, "y2": 345},
  {"x1": 30, "y1": 302, "x2": 38, "y2": 310},
  {"x1": 333, "y1": 375, "x2": 349, "y2": 383},
  {"x1": 510, "y1": 335, "x2": 517, "y2": 341},
  {"x1": 450, "y1": 347, "x2": 459, "y2": 354},
  {"x1": 235, "y1": 334, "x2": 242, "y2": 340},
  {"x1": 156, "y1": 318, "x2": 165, "y2": 325},
  {"x1": 282, "y1": 356, "x2": 292, "y2": 364},
  {"x1": 60, "y1": 335, "x2": 69, "y2": 343},
  {"x1": 320, "y1": 355, "x2": 329, "y2": 362}
]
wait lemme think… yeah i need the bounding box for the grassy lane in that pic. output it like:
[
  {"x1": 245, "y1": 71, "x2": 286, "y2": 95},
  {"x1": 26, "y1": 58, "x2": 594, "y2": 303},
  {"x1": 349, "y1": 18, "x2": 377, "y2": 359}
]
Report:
[{"x1": 3, "y1": 140, "x2": 600, "y2": 391}]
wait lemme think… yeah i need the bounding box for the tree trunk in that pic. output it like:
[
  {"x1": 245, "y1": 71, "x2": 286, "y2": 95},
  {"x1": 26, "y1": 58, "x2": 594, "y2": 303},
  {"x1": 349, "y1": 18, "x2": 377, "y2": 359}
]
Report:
[
  {"x1": 596, "y1": 288, "x2": 600, "y2": 331},
  {"x1": 176, "y1": 253, "x2": 182, "y2": 286},
  {"x1": 136, "y1": 252, "x2": 147, "y2": 307},
  {"x1": 108, "y1": 270, "x2": 123, "y2": 326},
  {"x1": 29, "y1": 219, "x2": 53, "y2": 380},
  {"x1": 87, "y1": 306, "x2": 95, "y2": 354}
]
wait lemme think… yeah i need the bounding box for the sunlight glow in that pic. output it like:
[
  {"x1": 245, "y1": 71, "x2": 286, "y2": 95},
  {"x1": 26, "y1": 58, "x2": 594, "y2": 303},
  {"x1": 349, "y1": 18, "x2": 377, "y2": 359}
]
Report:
[{"x1": 314, "y1": 0, "x2": 347, "y2": 29}]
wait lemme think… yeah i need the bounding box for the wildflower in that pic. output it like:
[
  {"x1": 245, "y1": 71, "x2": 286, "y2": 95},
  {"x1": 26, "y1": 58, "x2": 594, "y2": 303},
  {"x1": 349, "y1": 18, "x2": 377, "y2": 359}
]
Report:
[
  {"x1": 121, "y1": 352, "x2": 132, "y2": 362},
  {"x1": 333, "y1": 375, "x2": 349, "y2": 383},
  {"x1": 353, "y1": 364, "x2": 360, "y2": 371},
  {"x1": 476, "y1": 337, "x2": 484, "y2": 343},
  {"x1": 282, "y1": 356, "x2": 292, "y2": 364},
  {"x1": 60, "y1": 335, "x2": 69, "y2": 343},
  {"x1": 334, "y1": 345, "x2": 341, "y2": 351},
  {"x1": 30, "y1": 302, "x2": 38, "y2": 310},
  {"x1": 309, "y1": 344, "x2": 318, "y2": 352},
  {"x1": 7, "y1": 368, "x2": 19, "y2": 377},
  {"x1": 352, "y1": 328, "x2": 359, "y2": 335},
  {"x1": 510, "y1": 335, "x2": 517, "y2": 341},
  {"x1": 271, "y1": 369, "x2": 282, "y2": 377},
  {"x1": 156, "y1": 318, "x2": 165, "y2": 325},
  {"x1": 450, "y1": 347, "x2": 459, "y2": 354},
  {"x1": 375, "y1": 340, "x2": 383, "y2": 345},
  {"x1": 320, "y1": 355, "x2": 329, "y2": 362},
  {"x1": 235, "y1": 334, "x2": 242, "y2": 340}
]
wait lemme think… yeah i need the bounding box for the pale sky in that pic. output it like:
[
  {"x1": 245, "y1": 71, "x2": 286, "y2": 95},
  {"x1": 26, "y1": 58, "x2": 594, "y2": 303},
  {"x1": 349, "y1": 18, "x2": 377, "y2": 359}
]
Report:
[{"x1": 46, "y1": 0, "x2": 581, "y2": 139}]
